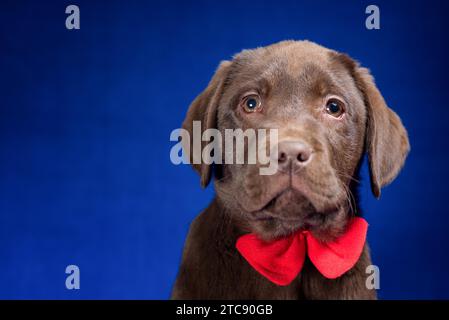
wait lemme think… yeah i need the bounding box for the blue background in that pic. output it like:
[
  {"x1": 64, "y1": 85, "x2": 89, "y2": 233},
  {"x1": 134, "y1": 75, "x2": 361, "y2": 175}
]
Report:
[{"x1": 1, "y1": 0, "x2": 448, "y2": 299}]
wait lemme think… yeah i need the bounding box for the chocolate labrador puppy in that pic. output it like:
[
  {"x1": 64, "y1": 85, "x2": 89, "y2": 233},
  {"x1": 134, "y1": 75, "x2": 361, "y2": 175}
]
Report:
[{"x1": 172, "y1": 40, "x2": 409, "y2": 299}]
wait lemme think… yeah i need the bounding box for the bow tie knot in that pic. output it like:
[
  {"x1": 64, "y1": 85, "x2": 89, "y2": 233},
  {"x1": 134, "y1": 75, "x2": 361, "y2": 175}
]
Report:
[{"x1": 236, "y1": 217, "x2": 368, "y2": 286}]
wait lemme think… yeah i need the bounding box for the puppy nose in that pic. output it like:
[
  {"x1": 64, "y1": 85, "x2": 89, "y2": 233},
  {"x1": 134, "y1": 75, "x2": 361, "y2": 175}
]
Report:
[{"x1": 276, "y1": 141, "x2": 312, "y2": 169}]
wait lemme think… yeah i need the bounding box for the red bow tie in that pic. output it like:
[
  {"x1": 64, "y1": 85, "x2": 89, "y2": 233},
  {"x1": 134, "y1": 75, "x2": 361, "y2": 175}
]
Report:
[{"x1": 236, "y1": 217, "x2": 368, "y2": 286}]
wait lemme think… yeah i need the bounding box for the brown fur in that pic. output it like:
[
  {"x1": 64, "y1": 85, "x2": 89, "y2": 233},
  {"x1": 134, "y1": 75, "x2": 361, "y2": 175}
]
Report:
[{"x1": 172, "y1": 40, "x2": 410, "y2": 299}]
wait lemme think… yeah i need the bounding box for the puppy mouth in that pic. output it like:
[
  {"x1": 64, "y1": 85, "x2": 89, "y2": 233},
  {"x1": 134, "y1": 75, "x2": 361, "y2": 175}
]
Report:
[
  {"x1": 251, "y1": 206, "x2": 340, "y2": 228},
  {"x1": 246, "y1": 187, "x2": 344, "y2": 236}
]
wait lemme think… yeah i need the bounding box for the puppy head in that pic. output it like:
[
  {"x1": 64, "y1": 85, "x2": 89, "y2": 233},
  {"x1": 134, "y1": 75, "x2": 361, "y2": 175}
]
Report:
[{"x1": 182, "y1": 40, "x2": 409, "y2": 241}]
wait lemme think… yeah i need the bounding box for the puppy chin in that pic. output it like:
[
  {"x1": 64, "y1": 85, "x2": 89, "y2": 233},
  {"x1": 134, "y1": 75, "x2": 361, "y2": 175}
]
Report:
[
  {"x1": 246, "y1": 199, "x2": 351, "y2": 242},
  {"x1": 249, "y1": 208, "x2": 350, "y2": 242},
  {"x1": 242, "y1": 190, "x2": 310, "y2": 240},
  {"x1": 249, "y1": 217, "x2": 305, "y2": 241}
]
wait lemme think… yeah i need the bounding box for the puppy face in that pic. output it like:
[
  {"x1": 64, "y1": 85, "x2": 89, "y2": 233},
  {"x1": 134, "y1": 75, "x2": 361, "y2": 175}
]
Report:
[{"x1": 183, "y1": 41, "x2": 409, "y2": 241}]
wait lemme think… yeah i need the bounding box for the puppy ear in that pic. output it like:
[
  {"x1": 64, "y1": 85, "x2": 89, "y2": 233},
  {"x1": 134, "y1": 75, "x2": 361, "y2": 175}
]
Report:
[
  {"x1": 354, "y1": 67, "x2": 410, "y2": 198},
  {"x1": 182, "y1": 61, "x2": 231, "y2": 188}
]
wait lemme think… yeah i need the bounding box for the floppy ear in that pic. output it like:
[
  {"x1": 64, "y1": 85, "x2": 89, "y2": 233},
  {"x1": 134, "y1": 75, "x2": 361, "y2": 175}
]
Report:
[
  {"x1": 182, "y1": 61, "x2": 231, "y2": 188},
  {"x1": 354, "y1": 67, "x2": 410, "y2": 198}
]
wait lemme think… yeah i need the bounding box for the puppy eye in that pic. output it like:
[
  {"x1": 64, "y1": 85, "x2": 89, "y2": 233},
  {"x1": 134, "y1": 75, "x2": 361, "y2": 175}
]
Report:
[
  {"x1": 325, "y1": 99, "x2": 345, "y2": 118},
  {"x1": 241, "y1": 94, "x2": 262, "y2": 113}
]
